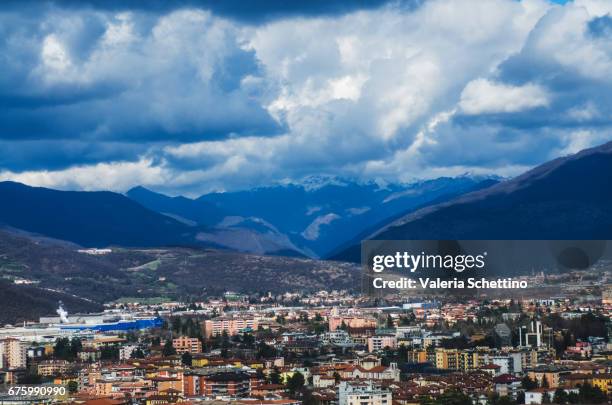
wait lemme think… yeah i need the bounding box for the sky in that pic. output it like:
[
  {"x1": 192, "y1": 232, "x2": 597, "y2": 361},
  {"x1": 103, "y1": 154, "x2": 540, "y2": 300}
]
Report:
[{"x1": 0, "y1": 0, "x2": 611, "y2": 196}]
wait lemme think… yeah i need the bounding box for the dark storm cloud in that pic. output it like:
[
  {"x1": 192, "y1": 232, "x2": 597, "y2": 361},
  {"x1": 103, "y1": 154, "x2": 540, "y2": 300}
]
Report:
[
  {"x1": 0, "y1": 140, "x2": 150, "y2": 171},
  {"x1": 1, "y1": 0, "x2": 413, "y2": 23},
  {"x1": 0, "y1": 5, "x2": 283, "y2": 150}
]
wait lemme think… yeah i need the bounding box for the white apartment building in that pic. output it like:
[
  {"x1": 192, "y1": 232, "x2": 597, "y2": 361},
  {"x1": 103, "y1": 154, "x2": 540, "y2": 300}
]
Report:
[
  {"x1": 0, "y1": 338, "x2": 27, "y2": 369},
  {"x1": 339, "y1": 381, "x2": 392, "y2": 405},
  {"x1": 203, "y1": 317, "x2": 258, "y2": 338},
  {"x1": 367, "y1": 335, "x2": 397, "y2": 352}
]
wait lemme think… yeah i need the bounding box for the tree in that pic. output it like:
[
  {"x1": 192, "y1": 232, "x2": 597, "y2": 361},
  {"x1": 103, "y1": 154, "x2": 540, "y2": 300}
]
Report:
[
  {"x1": 424, "y1": 389, "x2": 472, "y2": 405},
  {"x1": 256, "y1": 368, "x2": 267, "y2": 383},
  {"x1": 54, "y1": 337, "x2": 81, "y2": 361},
  {"x1": 70, "y1": 337, "x2": 82, "y2": 357},
  {"x1": 100, "y1": 345, "x2": 120, "y2": 361},
  {"x1": 521, "y1": 376, "x2": 538, "y2": 390},
  {"x1": 53, "y1": 337, "x2": 71, "y2": 360},
  {"x1": 287, "y1": 371, "x2": 305, "y2": 397},
  {"x1": 542, "y1": 392, "x2": 551, "y2": 404},
  {"x1": 162, "y1": 339, "x2": 176, "y2": 356},
  {"x1": 553, "y1": 388, "x2": 568, "y2": 404},
  {"x1": 171, "y1": 317, "x2": 181, "y2": 333},
  {"x1": 578, "y1": 383, "x2": 607, "y2": 404},
  {"x1": 130, "y1": 347, "x2": 145, "y2": 359},
  {"x1": 257, "y1": 342, "x2": 276, "y2": 359},
  {"x1": 67, "y1": 381, "x2": 79, "y2": 394},
  {"x1": 221, "y1": 330, "x2": 231, "y2": 349},
  {"x1": 567, "y1": 392, "x2": 579, "y2": 403},
  {"x1": 333, "y1": 372, "x2": 341, "y2": 384},
  {"x1": 398, "y1": 344, "x2": 408, "y2": 361},
  {"x1": 242, "y1": 333, "x2": 255, "y2": 348},
  {"x1": 181, "y1": 351, "x2": 192, "y2": 366},
  {"x1": 488, "y1": 394, "x2": 517, "y2": 405},
  {"x1": 270, "y1": 368, "x2": 282, "y2": 384},
  {"x1": 19, "y1": 372, "x2": 42, "y2": 384}
]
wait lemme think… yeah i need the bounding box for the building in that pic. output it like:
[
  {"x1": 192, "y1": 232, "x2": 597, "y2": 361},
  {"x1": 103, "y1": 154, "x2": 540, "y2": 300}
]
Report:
[
  {"x1": 407, "y1": 349, "x2": 428, "y2": 364},
  {"x1": 367, "y1": 335, "x2": 397, "y2": 352},
  {"x1": 184, "y1": 370, "x2": 259, "y2": 398},
  {"x1": 328, "y1": 315, "x2": 377, "y2": 332},
  {"x1": 602, "y1": 286, "x2": 612, "y2": 305},
  {"x1": 37, "y1": 360, "x2": 70, "y2": 377},
  {"x1": 520, "y1": 320, "x2": 544, "y2": 348},
  {"x1": 321, "y1": 330, "x2": 354, "y2": 348},
  {"x1": 527, "y1": 366, "x2": 570, "y2": 389},
  {"x1": 492, "y1": 356, "x2": 513, "y2": 375},
  {"x1": 525, "y1": 388, "x2": 578, "y2": 405},
  {"x1": 203, "y1": 317, "x2": 258, "y2": 338},
  {"x1": 0, "y1": 338, "x2": 27, "y2": 369},
  {"x1": 337, "y1": 363, "x2": 400, "y2": 382},
  {"x1": 494, "y1": 323, "x2": 512, "y2": 346},
  {"x1": 525, "y1": 388, "x2": 556, "y2": 404},
  {"x1": 434, "y1": 349, "x2": 460, "y2": 370},
  {"x1": 338, "y1": 381, "x2": 392, "y2": 405},
  {"x1": 592, "y1": 374, "x2": 612, "y2": 394},
  {"x1": 172, "y1": 337, "x2": 202, "y2": 354},
  {"x1": 237, "y1": 400, "x2": 301, "y2": 405},
  {"x1": 480, "y1": 363, "x2": 502, "y2": 377},
  {"x1": 119, "y1": 344, "x2": 139, "y2": 360},
  {"x1": 494, "y1": 374, "x2": 522, "y2": 399},
  {"x1": 565, "y1": 341, "x2": 592, "y2": 358}
]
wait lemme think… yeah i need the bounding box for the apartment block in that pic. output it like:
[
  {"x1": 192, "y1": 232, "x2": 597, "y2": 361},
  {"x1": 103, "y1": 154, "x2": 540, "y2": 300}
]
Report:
[
  {"x1": 173, "y1": 337, "x2": 202, "y2": 354},
  {"x1": 203, "y1": 317, "x2": 258, "y2": 338},
  {"x1": 0, "y1": 338, "x2": 27, "y2": 370}
]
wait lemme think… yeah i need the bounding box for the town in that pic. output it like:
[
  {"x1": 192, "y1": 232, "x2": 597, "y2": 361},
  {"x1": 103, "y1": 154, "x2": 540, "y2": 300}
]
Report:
[{"x1": 1, "y1": 271, "x2": 611, "y2": 405}]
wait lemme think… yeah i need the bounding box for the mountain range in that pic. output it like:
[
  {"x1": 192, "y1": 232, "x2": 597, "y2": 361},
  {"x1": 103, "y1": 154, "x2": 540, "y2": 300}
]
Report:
[
  {"x1": 0, "y1": 140, "x2": 611, "y2": 263},
  {"x1": 0, "y1": 182, "x2": 199, "y2": 248},
  {"x1": 0, "y1": 140, "x2": 612, "y2": 322},
  {"x1": 127, "y1": 176, "x2": 494, "y2": 257},
  {"x1": 0, "y1": 175, "x2": 492, "y2": 258},
  {"x1": 332, "y1": 140, "x2": 612, "y2": 262}
]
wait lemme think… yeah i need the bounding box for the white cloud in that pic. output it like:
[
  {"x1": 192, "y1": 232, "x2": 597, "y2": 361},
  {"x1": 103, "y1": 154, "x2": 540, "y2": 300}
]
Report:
[
  {"x1": 1, "y1": 0, "x2": 611, "y2": 194},
  {"x1": 558, "y1": 129, "x2": 612, "y2": 156},
  {"x1": 516, "y1": 2, "x2": 612, "y2": 81},
  {"x1": 459, "y1": 79, "x2": 549, "y2": 114},
  {"x1": 0, "y1": 159, "x2": 168, "y2": 192},
  {"x1": 41, "y1": 34, "x2": 72, "y2": 74}
]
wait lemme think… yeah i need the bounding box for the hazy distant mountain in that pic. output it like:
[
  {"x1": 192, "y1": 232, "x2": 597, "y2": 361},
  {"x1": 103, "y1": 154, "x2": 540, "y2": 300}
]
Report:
[
  {"x1": 128, "y1": 176, "x2": 494, "y2": 257},
  {"x1": 0, "y1": 181, "x2": 198, "y2": 247},
  {"x1": 194, "y1": 215, "x2": 307, "y2": 257},
  {"x1": 198, "y1": 176, "x2": 497, "y2": 257},
  {"x1": 127, "y1": 186, "x2": 227, "y2": 227},
  {"x1": 332, "y1": 140, "x2": 612, "y2": 262},
  {"x1": 126, "y1": 186, "x2": 307, "y2": 256}
]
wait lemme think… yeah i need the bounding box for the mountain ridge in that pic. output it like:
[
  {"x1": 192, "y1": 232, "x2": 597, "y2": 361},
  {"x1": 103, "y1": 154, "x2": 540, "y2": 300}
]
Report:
[
  {"x1": 331, "y1": 140, "x2": 612, "y2": 262},
  {"x1": 0, "y1": 181, "x2": 203, "y2": 248},
  {"x1": 128, "y1": 176, "x2": 495, "y2": 257}
]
